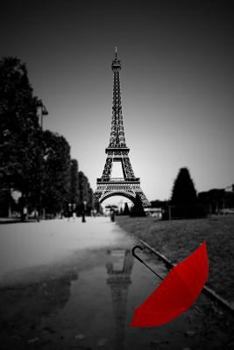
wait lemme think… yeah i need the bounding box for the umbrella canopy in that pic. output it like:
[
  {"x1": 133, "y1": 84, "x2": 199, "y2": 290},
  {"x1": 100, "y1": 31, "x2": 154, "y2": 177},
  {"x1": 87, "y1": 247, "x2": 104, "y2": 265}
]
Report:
[{"x1": 130, "y1": 241, "x2": 209, "y2": 327}]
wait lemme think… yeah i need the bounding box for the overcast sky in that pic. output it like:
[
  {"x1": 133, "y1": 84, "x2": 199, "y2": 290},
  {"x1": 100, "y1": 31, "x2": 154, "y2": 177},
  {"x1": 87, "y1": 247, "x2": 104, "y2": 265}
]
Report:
[{"x1": 1, "y1": 0, "x2": 233, "y2": 201}]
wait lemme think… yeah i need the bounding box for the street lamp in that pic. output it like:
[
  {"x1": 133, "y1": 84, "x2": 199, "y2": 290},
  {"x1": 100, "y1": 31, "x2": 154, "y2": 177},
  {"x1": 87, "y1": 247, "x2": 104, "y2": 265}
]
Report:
[
  {"x1": 82, "y1": 200, "x2": 87, "y2": 223},
  {"x1": 68, "y1": 202, "x2": 72, "y2": 219},
  {"x1": 37, "y1": 100, "x2": 48, "y2": 220},
  {"x1": 37, "y1": 100, "x2": 48, "y2": 130}
]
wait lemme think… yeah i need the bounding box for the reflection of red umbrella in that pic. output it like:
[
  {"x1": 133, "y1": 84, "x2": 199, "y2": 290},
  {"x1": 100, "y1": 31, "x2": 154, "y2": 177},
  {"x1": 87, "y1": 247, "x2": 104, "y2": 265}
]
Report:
[{"x1": 130, "y1": 241, "x2": 208, "y2": 327}]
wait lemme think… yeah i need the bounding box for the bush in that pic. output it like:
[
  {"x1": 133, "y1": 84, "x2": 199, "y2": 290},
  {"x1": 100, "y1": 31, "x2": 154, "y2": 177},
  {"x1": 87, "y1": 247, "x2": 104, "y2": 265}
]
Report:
[{"x1": 130, "y1": 194, "x2": 146, "y2": 217}]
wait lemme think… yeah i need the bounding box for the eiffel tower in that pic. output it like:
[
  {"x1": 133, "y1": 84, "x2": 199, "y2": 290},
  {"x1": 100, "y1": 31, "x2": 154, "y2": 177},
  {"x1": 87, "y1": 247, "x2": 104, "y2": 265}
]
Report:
[{"x1": 95, "y1": 48, "x2": 149, "y2": 206}]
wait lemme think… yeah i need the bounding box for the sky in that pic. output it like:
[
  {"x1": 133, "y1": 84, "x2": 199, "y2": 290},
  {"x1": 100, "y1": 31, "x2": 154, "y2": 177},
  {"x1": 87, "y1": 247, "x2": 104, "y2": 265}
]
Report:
[{"x1": 1, "y1": 0, "x2": 233, "y2": 201}]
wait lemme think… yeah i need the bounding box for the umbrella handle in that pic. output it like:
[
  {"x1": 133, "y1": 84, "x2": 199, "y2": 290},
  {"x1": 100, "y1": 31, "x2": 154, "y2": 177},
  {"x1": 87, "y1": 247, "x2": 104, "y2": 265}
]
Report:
[
  {"x1": 132, "y1": 245, "x2": 144, "y2": 263},
  {"x1": 132, "y1": 245, "x2": 163, "y2": 280}
]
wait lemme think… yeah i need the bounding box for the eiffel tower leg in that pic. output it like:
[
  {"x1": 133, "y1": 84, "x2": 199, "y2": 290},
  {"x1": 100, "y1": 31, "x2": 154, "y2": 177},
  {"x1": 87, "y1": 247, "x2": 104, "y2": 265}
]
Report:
[
  {"x1": 121, "y1": 156, "x2": 135, "y2": 179},
  {"x1": 129, "y1": 186, "x2": 149, "y2": 207},
  {"x1": 135, "y1": 190, "x2": 149, "y2": 207},
  {"x1": 101, "y1": 156, "x2": 113, "y2": 180},
  {"x1": 94, "y1": 191, "x2": 102, "y2": 203}
]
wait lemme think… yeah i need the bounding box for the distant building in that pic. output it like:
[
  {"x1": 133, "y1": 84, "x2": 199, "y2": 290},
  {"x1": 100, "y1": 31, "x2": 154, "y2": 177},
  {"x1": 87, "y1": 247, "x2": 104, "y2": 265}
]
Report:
[
  {"x1": 144, "y1": 207, "x2": 163, "y2": 219},
  {"x1": 104, "y1": 205, "x2": 119, "y2": 216}
]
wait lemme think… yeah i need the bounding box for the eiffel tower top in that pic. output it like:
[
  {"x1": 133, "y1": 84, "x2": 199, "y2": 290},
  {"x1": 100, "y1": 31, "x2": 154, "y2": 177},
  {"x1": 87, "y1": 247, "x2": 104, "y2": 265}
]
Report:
[
  {"x1": 106, "y1": 47, "x2": 129, "y2": 153},
  {"x1": 111, "y1": 47, "x2": 121, "y2": 71}
]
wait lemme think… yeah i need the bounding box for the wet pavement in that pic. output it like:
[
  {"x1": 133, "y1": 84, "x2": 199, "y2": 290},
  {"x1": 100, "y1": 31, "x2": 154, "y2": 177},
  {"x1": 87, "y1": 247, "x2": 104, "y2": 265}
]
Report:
[{"x1": 0, "y1": 218, "x2": 233, "y2": 349}]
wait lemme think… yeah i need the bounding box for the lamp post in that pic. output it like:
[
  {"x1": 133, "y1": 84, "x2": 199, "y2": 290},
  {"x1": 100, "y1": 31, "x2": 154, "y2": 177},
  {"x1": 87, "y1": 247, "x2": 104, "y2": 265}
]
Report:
[
  {"x1": 68, "y1": 202, "x2": 72, "y2": 220},
  {"x1": 72, "y1": 203, "x2": 76, "y2": 220},
  {"x1": 82, "y1": 200, "x2": 87, "y2": 223},
  {"x1": 37, "y1": 100, "x2": 48, "y2": 220},
  {"x1": 37, "y1": 100, "x2": 48, "y2": 131}
]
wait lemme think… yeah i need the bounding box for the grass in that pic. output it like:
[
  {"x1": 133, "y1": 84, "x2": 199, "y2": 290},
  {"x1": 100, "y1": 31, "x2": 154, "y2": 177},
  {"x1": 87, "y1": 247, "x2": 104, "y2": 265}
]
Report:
[{"x1": 116, "y1": 215, "x2": 234, "y2": 301}]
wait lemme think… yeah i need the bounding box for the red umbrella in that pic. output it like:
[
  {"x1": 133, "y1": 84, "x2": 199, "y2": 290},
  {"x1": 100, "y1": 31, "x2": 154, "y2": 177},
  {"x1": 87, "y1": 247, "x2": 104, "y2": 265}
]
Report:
[{"x1": 130, "y1": 241, "x2": 209, "y2": 327}]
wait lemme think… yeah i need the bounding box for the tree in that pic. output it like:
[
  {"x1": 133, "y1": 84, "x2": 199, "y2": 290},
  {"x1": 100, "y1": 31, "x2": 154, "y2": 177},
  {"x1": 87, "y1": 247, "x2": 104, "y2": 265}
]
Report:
[
  {"x1": 41, "y1": 130, "x2": 71, "y2": 216},
  {"x1": 78, "y1": 171, "x2": 93, "y2": 215},
  {"x1": 69, "y1": 159, "x2": 79, "y2": 206},
  {"x1": 171, "y1": 167, "x2": 197, "y2": 205},
  {"x1": 170, "y1": 167, "x2": 204, "y2": 219},
  {"x1": 131, "y1": 194, "x2": 146, "y2": 217},
  {"x1": 198, "y1": 188, "x2": 232, "y2": 215},
  {"x1": 123, "y1": 202, "x2": 130, "y2": 215},
  {"x1": 0, "y1": 56, "x2": 94, "y2": 218},
  {"x1": 119, "y1": 206, "x2": 124, "y2": 215},
  {"x1": 0, "y1": 57, "x2": 41, "y2": 215}
]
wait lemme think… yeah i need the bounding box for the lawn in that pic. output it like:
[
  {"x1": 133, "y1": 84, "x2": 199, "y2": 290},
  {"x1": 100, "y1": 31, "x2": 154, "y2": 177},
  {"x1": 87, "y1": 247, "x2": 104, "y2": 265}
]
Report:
[{"x1": 116, "y1": 215, "x2": 234, "y2": 301}]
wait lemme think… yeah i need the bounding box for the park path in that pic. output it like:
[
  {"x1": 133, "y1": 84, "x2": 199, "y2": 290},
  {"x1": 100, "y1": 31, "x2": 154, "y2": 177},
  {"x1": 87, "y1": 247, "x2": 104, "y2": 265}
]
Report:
[
  {"x1": 0, "y1": 217, "x2": 221, "y2": 349},
  {"x1": 0, "y1": 217, "x2": 133, "y2": 281}
]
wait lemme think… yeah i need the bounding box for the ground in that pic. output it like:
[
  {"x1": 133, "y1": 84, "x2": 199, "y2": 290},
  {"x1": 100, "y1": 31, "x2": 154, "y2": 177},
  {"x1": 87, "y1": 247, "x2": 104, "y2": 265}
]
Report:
[
  {"x1": 116, "y1": 215, "x2": 234, "y2": 302},
  {"x1": 0, "y1": 216, "x2": 233, "y2": 349}
]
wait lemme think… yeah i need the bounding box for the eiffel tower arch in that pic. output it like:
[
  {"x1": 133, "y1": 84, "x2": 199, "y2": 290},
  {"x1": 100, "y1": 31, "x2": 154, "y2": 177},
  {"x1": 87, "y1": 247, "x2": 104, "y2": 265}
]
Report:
[{"x1": 95, "y1": 48, "x2": 149, "y2": 206}]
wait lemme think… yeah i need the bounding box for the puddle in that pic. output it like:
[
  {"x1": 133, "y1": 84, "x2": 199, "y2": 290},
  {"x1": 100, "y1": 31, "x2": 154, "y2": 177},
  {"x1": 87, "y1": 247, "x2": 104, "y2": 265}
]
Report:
[
  {"x1": 24, "y1": 246, "x2": 208, "y2": 350},
  {"x1": 0, "y1": 219, "x2": 232, "y2": 349}
]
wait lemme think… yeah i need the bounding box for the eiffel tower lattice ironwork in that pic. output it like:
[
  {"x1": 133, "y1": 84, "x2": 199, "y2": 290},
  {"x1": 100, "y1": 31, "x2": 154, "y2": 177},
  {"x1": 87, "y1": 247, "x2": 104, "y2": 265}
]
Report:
[{"x1": 95, "y1": 48, "x2": 149, "y2": 206}]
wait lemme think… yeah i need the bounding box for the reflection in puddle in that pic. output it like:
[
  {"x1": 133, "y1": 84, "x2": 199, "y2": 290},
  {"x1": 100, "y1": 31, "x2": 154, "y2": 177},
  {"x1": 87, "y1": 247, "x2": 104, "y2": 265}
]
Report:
[
  {"x1": 0, "y1": 243, "x2": 232, "y2": 349},
  {"x1": 106, "y1": 248, "x2": 134, "y2": 350},
  {"x1": 0, "y1": 269, "x2": 79, "y2": 349},
  {"x1": 36, "y1": 246, "x2": 192, "y2": 349}
]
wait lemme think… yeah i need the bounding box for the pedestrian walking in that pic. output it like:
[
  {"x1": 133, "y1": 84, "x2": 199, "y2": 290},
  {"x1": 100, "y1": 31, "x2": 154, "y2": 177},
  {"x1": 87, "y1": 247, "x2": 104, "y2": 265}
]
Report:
[
  {"x1": 110, "y1": 209, "x2": 115, "y2": 222},
  {"x1": 21, "y1": 206, "x2": 28, "y2": 222},
  {"x1": 34, "y1": 209, "x2": 40, "y2": 222}
]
